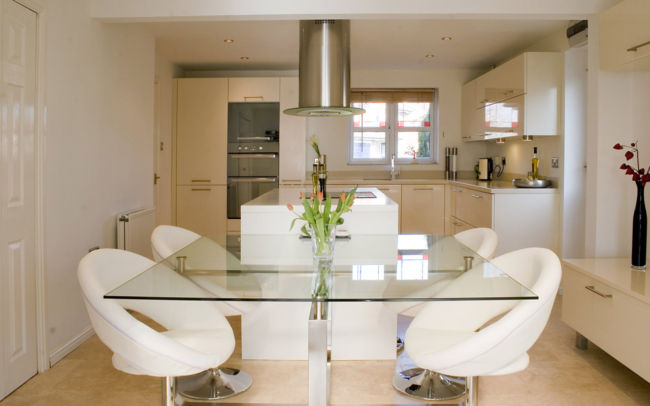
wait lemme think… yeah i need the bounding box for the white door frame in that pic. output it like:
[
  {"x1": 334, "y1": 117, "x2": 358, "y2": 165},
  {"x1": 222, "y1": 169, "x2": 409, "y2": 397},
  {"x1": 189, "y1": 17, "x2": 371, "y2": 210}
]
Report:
[{"x1": 11, "y1": 0, "x2": 48, "y2": 373}]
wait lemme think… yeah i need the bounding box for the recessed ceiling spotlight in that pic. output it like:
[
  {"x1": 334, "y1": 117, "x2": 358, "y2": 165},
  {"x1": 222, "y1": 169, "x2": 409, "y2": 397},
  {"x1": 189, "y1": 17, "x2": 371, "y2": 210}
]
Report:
[
  {"x1": 224, "y1": 39, "x2": 234, "y2": 43},
  {"x1": 425, "y1": 54, "x2": 435, "y2": 58},
  {"x1": 240, "y1": 56, "x2": 250, "y2": 61},
  {"x1": 441, "y1": 36, "x2": 452, "y2": 41}
]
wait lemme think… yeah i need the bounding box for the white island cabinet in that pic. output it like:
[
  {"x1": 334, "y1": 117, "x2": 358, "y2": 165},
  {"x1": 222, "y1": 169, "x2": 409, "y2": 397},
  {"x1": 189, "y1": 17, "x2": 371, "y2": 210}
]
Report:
[
  {"x1": 241, "y1": 187, "x2": 399, "y2": 235},
  {"x1": 239, "y1": 187, "x2": 399, "y2": 361}
]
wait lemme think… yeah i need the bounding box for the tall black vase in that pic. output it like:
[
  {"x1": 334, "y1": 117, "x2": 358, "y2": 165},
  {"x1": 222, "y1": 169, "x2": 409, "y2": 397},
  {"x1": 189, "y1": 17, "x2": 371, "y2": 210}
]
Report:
[{"x1": 632, "y1": 180, "x2": 647, "y2": 270}]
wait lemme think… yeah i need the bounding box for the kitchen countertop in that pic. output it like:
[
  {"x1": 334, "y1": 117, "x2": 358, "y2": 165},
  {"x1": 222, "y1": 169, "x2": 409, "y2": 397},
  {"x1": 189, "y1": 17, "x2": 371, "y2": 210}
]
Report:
[
  {"x1": 293, "y1": 176, "x2": 557, "y2": 194},
  {"x1": 243, "y1": 186, "x2": 397, "y2": 210}
]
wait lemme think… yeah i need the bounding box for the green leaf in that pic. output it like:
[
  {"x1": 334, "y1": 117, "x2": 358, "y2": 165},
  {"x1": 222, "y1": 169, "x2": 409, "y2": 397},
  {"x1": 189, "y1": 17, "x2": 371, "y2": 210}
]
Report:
[
  {"x1": 301, "y1": 225, "x2": 310, "y2": 237},
  {"x1": 290, "y1": 217, "x2": 298, "y2": 230}
]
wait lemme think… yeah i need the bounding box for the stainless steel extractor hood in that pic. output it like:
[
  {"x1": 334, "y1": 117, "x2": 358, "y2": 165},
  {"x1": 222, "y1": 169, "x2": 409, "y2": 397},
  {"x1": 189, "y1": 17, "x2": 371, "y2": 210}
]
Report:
[{"x1": 284, "y1": 20, "x2": 364, "y2": 117}]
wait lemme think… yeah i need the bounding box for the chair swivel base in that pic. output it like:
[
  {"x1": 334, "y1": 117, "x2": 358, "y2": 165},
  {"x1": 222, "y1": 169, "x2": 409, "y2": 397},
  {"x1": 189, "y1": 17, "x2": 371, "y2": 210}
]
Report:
[
  {"x1": 176, "y1": 367, "x2": 252, "y2": 401},
  {"x1": 392, "y1": 368, "x2": 467, "y2": 401}
]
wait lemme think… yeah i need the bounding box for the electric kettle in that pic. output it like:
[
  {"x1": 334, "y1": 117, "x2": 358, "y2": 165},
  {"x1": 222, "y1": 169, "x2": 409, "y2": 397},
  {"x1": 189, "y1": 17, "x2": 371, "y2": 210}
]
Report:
[{"x1": 478, "y1": 158, "x2": 494, "y2": 181}]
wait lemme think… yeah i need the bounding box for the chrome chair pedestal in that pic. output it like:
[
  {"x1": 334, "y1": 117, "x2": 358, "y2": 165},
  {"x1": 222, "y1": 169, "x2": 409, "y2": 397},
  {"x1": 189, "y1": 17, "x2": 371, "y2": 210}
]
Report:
[
  {"x1": 392, "y1": 369, "x2": 467, "y2": 401},
  {"x1": 176, "y1": 367, "x2": 252, "y2": 401}
]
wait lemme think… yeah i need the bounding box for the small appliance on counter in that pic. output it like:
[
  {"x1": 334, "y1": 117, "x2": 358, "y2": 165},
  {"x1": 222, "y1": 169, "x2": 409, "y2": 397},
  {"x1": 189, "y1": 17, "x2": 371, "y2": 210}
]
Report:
[{"x1": 478, "y1": 158, "x2": 494, "y2": 181}]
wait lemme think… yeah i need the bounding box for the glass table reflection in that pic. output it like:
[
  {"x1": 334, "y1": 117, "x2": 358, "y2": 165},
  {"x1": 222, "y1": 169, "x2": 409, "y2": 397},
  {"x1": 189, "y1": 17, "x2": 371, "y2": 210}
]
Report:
[{"x1": 105, "y1": 234, "x2": 537, "y2": 405}]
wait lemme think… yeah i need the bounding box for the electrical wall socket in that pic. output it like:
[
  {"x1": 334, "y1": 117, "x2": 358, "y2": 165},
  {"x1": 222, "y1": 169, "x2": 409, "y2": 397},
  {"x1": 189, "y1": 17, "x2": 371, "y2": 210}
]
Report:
[{"x1": 551, "y1": 157, "x2": 559, "y2": 168}]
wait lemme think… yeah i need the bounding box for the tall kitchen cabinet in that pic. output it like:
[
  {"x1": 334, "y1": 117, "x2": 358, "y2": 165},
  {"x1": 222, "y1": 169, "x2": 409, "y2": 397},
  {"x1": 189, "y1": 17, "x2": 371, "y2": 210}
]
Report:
[
  {"x1": 174, "y1": 78, "x2": 228, "y2": 236},
  {"x1": 600, "y1": 0, "x2": 650, "y2": 71},
  {"x1": 279, "y1": 77, "x2": 306, "y2": 185}
]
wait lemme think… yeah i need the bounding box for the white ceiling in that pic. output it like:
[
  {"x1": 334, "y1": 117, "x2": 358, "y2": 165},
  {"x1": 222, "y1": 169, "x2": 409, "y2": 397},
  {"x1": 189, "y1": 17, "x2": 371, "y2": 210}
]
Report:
[{"x1": 145, "y1": 19, "x2": 570, "y2": 71}]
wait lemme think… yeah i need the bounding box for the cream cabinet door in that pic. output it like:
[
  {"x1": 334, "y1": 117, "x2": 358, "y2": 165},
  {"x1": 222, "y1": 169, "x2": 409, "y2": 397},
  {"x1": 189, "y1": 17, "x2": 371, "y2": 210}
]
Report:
[
  {"x1": 279, "y1": 77, "x2": 306, "y2": 184},
  {"x1": 451, "y1": 186, "x2": 492, "y2": 228},
  {"x1": 600, "y1": 0, "x2": 650, "y2": 70},
  {"x1": 228, "y1": 77, "x2": 280, "y2": 102},
  {"x1": 176, "y1": 78, "x2": 228, "y2": 185},
  {"x1": 474, "y1": 54, "x2": 524, "y2": 109},
  {"x1": 176, "y1": 185, "x2": 227, "y2": 236},
  {"x1": 401, "y1": 185, "x2": 445, "y2": 234}
]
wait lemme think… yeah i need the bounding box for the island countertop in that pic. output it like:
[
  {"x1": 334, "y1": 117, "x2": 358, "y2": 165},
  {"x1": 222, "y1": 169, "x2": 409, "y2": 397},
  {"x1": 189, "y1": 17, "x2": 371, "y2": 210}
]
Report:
[
  {"x1": 241, "y1": 187, "x2": 399, "y2": 235},
  {"x1": 243, "y1": 186, "x2": 398, "y2": 210}
]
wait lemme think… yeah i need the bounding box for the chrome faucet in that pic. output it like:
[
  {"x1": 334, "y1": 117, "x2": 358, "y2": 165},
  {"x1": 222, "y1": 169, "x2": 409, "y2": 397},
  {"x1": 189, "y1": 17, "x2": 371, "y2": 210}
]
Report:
[{"x1": 390, "y1": 154, "x2": 400, "y2": 180}]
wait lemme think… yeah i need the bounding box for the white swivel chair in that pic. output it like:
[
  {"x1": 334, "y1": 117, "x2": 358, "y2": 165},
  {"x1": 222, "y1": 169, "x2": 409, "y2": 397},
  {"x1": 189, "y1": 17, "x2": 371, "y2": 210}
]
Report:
[
  {"x1": 393, "y1": 247, "x2": 562, "y2": 405},
  {"x1": 394, "y1": 228, "x2": 499, "y2": 352},
  {"x1": 150, "y1": 225, "x2": 254, "y2": 400},
  {"x1": 78, "y1": 249, "x2": 250, "y2": 406}
]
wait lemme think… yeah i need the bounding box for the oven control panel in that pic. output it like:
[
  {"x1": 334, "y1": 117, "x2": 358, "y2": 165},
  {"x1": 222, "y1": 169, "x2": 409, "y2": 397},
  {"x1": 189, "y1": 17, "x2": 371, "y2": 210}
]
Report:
[{"x1": 228, "y1": 142, "x2": 279, "y2": 154}]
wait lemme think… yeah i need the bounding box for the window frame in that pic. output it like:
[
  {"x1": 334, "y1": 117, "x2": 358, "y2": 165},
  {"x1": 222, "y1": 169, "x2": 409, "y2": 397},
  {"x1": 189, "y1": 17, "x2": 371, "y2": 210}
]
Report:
[{"x1": 347, "y1": 90, "x2": 439, "y2": 165}]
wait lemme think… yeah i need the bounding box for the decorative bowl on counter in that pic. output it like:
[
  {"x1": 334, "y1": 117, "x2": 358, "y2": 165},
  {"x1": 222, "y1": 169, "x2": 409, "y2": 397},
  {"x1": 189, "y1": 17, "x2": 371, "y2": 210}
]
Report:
[{"x1": 512, "y1": 178, "x2": 552, "y2": 188}]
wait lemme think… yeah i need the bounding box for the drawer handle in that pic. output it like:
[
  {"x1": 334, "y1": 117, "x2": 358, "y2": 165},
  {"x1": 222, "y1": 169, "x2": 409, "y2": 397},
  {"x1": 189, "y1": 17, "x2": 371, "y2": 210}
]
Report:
[
  {"x1": 191, "y1": 179, "x2": 211, "y2": 183},
  {"x1": 627, "y1": 40, "x2": 650, "y2": 52},
  {"x1": 453, "y1": 189, "x2": 463, "y2": 193},
  {"x1": 244, "y1": 96, "x2": 264, "y2": 101},
  {"x1": 191, "y1": 188, "x2": 211, "y2": 191},
  {"x1": 281, "y1": 179, "x2": 302, "y2": 183},
  {"x1": 471, "y1": 194, "x2": 483, "y2": 199},
  {"x1": 415, "y1": 188, "x2": 433, "y2": 191},
  {"x1": 585, "y1": 285, "x2": 612, "y2": 298}
]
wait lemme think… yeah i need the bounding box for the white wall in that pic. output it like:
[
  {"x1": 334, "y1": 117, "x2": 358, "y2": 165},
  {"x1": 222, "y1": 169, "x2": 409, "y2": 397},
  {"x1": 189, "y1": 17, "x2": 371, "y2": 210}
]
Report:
[
  {"x1": 44, "y1": 0, "x2": 155, "y2": 359},
  {"x1": 307, "y1": 68, "x2": 487, "y2": 173},
  {"x1": 592, "y1": 70, "x2": 650, "y2": 257}
]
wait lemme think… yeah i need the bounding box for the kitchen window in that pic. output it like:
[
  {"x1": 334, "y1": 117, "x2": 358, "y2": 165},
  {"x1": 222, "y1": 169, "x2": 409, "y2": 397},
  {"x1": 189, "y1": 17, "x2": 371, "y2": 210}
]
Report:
[{"x1": 348, "y1": 89, "x2": 438, "y2": 164}]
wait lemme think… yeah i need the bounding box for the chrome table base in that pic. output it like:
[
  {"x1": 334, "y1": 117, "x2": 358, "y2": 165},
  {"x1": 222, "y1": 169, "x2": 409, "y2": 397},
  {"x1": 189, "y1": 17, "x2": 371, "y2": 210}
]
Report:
[
  {"x1": 175, "y1": 367, "x2": 252, "y2": 401},
  {"x1": 393, "y1": 369, "x2": 467, "y2": 401}
]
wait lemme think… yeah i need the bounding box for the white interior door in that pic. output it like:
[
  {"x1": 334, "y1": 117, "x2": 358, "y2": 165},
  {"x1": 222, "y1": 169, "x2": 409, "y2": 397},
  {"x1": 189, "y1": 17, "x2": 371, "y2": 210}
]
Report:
[{"x1": 0, "y1": 0, "x2": 37, "y2": 399}]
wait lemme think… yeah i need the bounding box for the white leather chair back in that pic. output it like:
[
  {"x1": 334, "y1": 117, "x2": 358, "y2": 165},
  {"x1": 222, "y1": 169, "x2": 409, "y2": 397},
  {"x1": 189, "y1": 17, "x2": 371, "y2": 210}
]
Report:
[
  {"x1": 408, "y1": 247, "x2": 561, "y2": 377},
  {"x1": 151, "y1": 225, "x2": 201, "y2": 262},
  {"x1": 78, "y1": 248, "x2": 234, "y2": 377},
  {"x1": 454, "y1": 227, "x2": 498, "y2": 259}
]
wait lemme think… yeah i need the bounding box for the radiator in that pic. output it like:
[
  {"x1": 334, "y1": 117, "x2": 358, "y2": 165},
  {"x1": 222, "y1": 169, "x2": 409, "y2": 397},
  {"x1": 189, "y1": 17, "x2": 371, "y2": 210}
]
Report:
[{"x1": 116, "y1": 207, "x2": 156, "y2": 260}]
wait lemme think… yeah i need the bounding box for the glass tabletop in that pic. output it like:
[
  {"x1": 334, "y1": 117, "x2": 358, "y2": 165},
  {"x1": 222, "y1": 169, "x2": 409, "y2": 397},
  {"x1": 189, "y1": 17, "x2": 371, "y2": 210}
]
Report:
[{"x1": 105, "y1": 234, "x2": 537, "y2": 302}]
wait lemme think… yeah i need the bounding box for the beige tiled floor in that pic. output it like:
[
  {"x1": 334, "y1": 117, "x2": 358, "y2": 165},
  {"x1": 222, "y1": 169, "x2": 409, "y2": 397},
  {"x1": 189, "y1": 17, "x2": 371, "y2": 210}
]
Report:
[{"x1": 2, "y1": 296, "x2": 649, "y2": 405}]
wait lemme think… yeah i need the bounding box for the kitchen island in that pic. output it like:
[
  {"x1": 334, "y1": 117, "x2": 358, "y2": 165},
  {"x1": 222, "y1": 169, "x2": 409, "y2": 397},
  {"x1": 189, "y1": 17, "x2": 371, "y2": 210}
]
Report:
[
  {"x1": 241, "y1": 186, "x2": 399, "y2": 235},
  {"x1": 240, "y1": 187, "x2": 400, "y2": 361}
]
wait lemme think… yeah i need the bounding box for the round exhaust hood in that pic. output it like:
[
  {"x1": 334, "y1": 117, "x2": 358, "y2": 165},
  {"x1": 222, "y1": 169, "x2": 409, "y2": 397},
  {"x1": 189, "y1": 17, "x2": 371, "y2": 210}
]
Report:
[{"x1": 283, "y1": 20, "x2": 365, "y2": 117}]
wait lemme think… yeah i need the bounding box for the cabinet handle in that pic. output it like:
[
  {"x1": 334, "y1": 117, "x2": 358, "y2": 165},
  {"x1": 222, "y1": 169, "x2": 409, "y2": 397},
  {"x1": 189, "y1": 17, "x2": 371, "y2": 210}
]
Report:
[
  {"x1": 414, "y1": 188, "x2": 433, "y2": 191},
  {"x1": 585, "y1": 285, "x2": 612, "y2": 298},
  {"x1": 244, "y1": 96, "x2": 264, "y2": 101},
  {"x1": 453, "y1": 189, "x2": 463, "y2": 193},
  {"x1": 281, "y1": 179, "x2": 302, "y2": 183},
  {"x1": 191, "y1": 179, "x2": 211, "y2": 183},
  {"x1": 627, "y1": 40, "x2": 650, "y2": 52},
  {"x1": 191, "y1": 188, "x2": 211, "y2": 191},
  {"x1": 378, "y1": 188, "x2": 390, "y2": 191},
  {"x1": 471, "y1": 194, "x2": 483, "y2": 199}
]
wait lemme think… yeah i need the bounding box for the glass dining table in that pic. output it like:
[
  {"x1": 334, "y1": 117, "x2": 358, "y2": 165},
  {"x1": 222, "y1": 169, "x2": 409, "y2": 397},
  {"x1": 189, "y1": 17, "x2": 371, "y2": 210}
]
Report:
[{"x1": 106, "y1": 233, "x2": 537, "y2": 405}]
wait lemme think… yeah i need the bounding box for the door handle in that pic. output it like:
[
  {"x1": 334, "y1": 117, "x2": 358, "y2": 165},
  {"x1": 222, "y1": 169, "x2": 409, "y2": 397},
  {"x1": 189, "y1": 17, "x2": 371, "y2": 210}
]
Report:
[
  {"x1": 228, "y1": 153, "x2": 277, "y2": 159},
  {"x1": 154, "y1": 173, "x2": 160, "y2": 185},
  {"x1": 228, "y1": 177, "x2": 277, "y2": 183},
  {"x1": 585, "y1": 285, "x2": 612, "y2": 298}
]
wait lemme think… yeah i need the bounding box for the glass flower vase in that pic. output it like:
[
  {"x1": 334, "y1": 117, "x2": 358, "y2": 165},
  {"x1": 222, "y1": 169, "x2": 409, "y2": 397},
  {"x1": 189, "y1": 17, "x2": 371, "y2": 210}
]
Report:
[
  {"x1": 311, "y1": 227, "x2": 336, "y2": 298},
  {"x1": 632, "y1": 180, "x2": 647, "y2": 270}
]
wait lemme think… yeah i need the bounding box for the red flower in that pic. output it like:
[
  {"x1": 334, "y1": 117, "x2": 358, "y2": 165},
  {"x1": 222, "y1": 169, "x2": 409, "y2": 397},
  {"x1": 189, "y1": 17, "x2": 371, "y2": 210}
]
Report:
[
  {"x1": 613, "y1": 143, "x2": 624, "y2": 150},
  {"x1": 643, "y1": 174, "x2": 650, "y2": 182},
  {"x1": 626, "y1": 167, "x2": 635, "y2": 175},
  {"x1": 625, "y1": 151, "x2": 634, "y2": 160},
  {"x1": 640, "y1": 168, "x2": 646, "y2": 175},
  {"x1": 620, "y1": 164, "x2": 628, "y2": 170},
  {"x1": 632, "y1": 173, "x2": 640, "y2": 181}
]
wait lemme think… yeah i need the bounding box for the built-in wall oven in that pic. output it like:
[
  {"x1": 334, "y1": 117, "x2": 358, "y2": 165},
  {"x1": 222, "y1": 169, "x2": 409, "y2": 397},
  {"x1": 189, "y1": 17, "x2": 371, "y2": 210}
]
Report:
[{"x1": 227, "y1": 102, "x2": 280, "y2": 219}]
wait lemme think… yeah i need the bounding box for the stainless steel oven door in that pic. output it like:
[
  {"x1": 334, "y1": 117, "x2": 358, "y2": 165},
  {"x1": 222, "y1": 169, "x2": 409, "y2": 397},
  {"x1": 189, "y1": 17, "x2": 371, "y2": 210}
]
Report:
[
  {"x1": 227, "y1": 153, "x2": 279, "y2": 177},
  {"x1": 227, "y1": 176, "x2": 278, "y2": 219}
]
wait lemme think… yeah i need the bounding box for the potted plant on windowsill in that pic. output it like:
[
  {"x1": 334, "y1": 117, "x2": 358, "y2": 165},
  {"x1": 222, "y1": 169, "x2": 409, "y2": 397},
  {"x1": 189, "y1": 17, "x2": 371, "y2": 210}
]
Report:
[{"x1": 287, "y1": 189, "x2": 357, "y2": 298}]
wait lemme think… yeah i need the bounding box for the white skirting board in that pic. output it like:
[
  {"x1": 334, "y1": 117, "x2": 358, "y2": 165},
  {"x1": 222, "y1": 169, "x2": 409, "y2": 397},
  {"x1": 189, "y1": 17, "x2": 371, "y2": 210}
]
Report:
[{"x1": 48, "y1": 326, "x2": 94, "y2": 366}]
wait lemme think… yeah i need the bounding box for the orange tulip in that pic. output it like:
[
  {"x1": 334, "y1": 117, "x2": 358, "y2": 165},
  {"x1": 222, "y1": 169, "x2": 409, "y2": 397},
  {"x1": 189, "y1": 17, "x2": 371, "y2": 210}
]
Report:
[
  {"x1": 299, "y1": 191, "x2": 305, "y2": 200},
  {"x1": 287, "y1": 203, "x2": 294, "y2": 211},
  {"x1": 317, "y1": 191, "x2": 323, "y2": 201}
]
